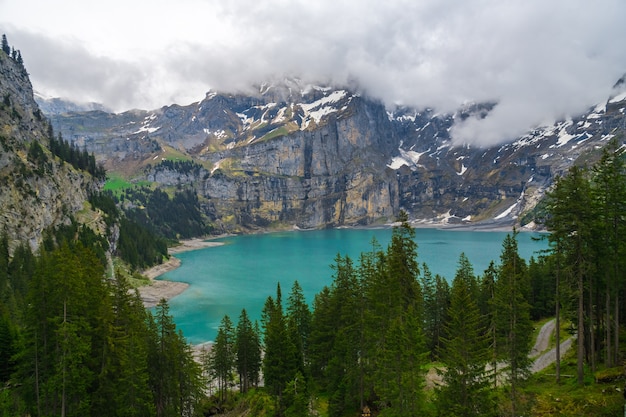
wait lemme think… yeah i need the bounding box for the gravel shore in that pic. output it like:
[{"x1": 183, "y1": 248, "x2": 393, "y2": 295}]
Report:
[{"x1": 138, "y1": 238, "x2": 224, "y2": 307}]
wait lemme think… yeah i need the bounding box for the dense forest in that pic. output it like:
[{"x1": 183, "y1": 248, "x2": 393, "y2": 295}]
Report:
[
  {"x1": 0, "y1": 139, "x2": 624, "y2": 416},
  {"x1": 0, "y1": 226, "x2": 201, "y2": 416},
  {"x1": 114, "y1": 185, "x2": 213, "y2": 241}
]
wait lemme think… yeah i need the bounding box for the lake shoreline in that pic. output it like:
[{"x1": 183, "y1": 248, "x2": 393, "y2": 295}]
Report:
[
  {"x1": 138, "y1": 237, "x2": 226, "y2": 308},
  {"x1": 137, "y1": 221, "x2": 540, "y2": 307}
]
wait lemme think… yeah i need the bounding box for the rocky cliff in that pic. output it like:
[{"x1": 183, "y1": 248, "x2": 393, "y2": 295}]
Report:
[
  {"x1": 0, "y1": 50, "x2": 97, "y2": 251},
  {"x1": 46, "y1": 78, "x2": 626, "y2": 232}
]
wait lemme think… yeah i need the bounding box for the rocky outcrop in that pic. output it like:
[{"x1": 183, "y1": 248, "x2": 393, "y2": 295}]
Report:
[{"x1": 0, "y1": 50, "x2": 97, "y2": 251}]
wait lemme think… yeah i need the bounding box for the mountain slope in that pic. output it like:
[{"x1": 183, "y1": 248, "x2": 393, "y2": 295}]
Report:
[
  {"x1": 46, "y1": 78, "x2": 626, "y2": 232},
  {"x1": 0, "y1": 49, "x2": 98, "y2": 250}
]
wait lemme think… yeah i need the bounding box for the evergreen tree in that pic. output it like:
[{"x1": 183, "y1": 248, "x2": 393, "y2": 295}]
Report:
[
  {"x1": 545, "y1": 166, "x2": 595, "y2": 385},
  {"x1": 325, "y1": 254, "x2": 362, "y2": 417},
  {"x1": 286, "y1": 280, "x2": 311, "y2": 373},
  {"x1": 591, "y1": 138, "x2": 626, "y2": 367},
  {"x1": 283, "y1": 371, "x2": 309, "y2": 417},
  {"x1": 18, "y1": 243, "x2": 107, "y2": 417},
  {"x1": 493, "y1": 231, "x2": 532, "y2": 415},
  {"x1": 422, "y1": 263, "x2": 450, "y2": 360},
  {"x1": 148, "y1": 299, "x2": 202, "y2": 417},
  {"x1": 106, "y1": 273, "x2": 155, "y2": 417},
  {"x1": 0, "y1": 312, "x2": 17, "y2": 384},
  {"x1": 209, "y1": 315, "x2": 235, "y2": 403},
  {"x1": 1, "y1": 35, "x2": 9, "y2": 55},
  {"x1": 480, "y1": 261, "x2": 499, "y2": 389},
  {"x1": 262, "y1": 283, "x2": 298, "y2": 411},
  {"x1": 235, "y1": 309, "x2": 261, "y2": 392},
  {"x1": 436, "y1": 254, "x2": 494, "y2": 417},
  {"x1": 363, "y1": 211, "x2": 427, "y2": 416}
]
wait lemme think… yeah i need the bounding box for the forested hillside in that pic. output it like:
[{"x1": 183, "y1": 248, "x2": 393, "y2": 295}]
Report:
[{"x1": 0, "y1": 36, "x2": 199, "y2": 416}]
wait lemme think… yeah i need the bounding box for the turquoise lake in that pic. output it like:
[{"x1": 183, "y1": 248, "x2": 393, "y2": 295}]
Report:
[{"x1": 158, "y1": 228, "x2": 549, "y2": 344}]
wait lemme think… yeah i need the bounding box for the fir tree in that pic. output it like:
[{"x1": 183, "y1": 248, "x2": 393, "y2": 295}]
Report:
[
  {"x1": 591, "y1": 138, "x2": 626, "y2": 368},
  {"x1": 262, "y1": 283, "x2": 298, "y2": 410},
  {"x1": 364, "y1": 211, "x2": 427, "y2": 416},
  {"x1": 546, "y1": 166, "x2": 595, "y2": 385},
  {"x1": 235, "y1": 309, "x2": 261, "y2": 392},
  {"x1": 210, "y1": 315, "x2": 235, "y2": 403},
  {"x1": 493, "y1": 231, "x2": 532, "y2": 415},
  {"x1": 286, "y1": 280, "x2": 311, "y2": 373},
  {"x1": 436, "y1": 254, "x2": 494, "y2": 417},
  {"x1": 1, "y1": 35, "x2": 9, "y2": 55}
]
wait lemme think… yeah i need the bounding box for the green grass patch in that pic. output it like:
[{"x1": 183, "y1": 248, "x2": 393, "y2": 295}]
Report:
[
  {"x1": 159, "y1": 145, "x2": 192, "y2": 162},
  {"x1": 258, "y1": 126, "x2": 290, "y2": 142},
  {"x1": 113, "y1": 258, "x2": 151, "y2": 288},
  {"x1": 523, "y1": 349, "x2": 624, "y2": 416},
  {"x1": 104, "y1": 173, "x2": 153, "y2": 194},
  {"x1": 103, "y1": 174, "x2": 133, "y2": 192}
]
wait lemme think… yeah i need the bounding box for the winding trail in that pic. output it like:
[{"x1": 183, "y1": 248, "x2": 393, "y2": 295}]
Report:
[
  {"x1": 530, "y1": 319, "x2": 574, "y2": 373},
  {"x1": 426, "y1": 318, "x2": 573, "y2": 388}
]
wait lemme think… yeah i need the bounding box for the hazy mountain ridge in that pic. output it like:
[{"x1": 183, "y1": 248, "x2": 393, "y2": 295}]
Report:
[
  {"x1": 34, "y1": 92, "x2": 111, "y2": 115},
  {"x1": 45, "y1": 77, "x2": 626, "y2": 232}
]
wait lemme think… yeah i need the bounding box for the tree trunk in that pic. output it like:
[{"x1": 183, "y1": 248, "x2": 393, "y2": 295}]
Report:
[
  {"x1": 577, "y1": 269, "x2": 585, "y2": 386},
  {"x1": 606, "y1": 277, "x2": 612, "y2": 368},
  {"x1": 555, "y1": 265, "x2": 560, "y2": 384},
  {"x1": 615, "y1": 291, "x2": 620, "y2": 365},
  {"x1": 589, "y1": 277, "x2": 596, "y2": 373}
]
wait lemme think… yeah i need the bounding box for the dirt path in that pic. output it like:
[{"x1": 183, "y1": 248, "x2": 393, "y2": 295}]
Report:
[
  {"x1": 426, "y1": 318, "x2": 573, "y2": 388},
  {"x1": 529, "y1": 318, "x2": 574, "y2": 373},
  {"x1": 531, "y1": 333, "x2": 574, "y2": 373},
  {"x1": 530, "y1": 319, "x2": 556, "y2": 357}
]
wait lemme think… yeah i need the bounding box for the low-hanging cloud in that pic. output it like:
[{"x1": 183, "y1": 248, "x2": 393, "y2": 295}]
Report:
[{"x1": 3, "y1": 0, "x2": 626, "y2": 146}]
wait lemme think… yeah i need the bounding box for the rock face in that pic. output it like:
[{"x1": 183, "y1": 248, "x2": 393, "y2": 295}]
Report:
[
  {"x1": 0, "y1": 51, "x2": 96, "y2": 250},
  {"x1": 47, "y1": 78, "x2": 626, "y2": 232}
]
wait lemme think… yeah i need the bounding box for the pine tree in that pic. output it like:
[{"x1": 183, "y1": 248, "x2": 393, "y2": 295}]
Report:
[
  {"x1": 108, "y1": 274, "x2": 155, "y2": 417},
  {"x1": 422, "y1": 263, "x2": 450, "y2": 360},
  {"x1": 286, "y1": 280, "x2": 311, "y2": 373},
  {"x1": 546, "y1": 166, "x2": 595, "y2": 385},
  {"x1": 1, "y1": 35, "x2": 9, "y2": 55},
  {"x1": 480, "y1": 261, "x2": 499, "y2": 389},
  {"x1": 308, "y1": 286, "x2": 334, "y2": 389},
  {"x1": 235, "y1": 309, "x2": 261, "y2": 393},
  {"x1": 326, "y1": 254, "x2": 362, "y2": 417},
  {"x1": 18, "y1": 243, "x2": 106, "y2": 417},
  {"x1": 148, "y1": 299, "x2": 202, "y2": 417},
  {"x1": 591, "y1": 138, "x2": 626, "y2": 367},
  {"x1": 262, "y1": 283, "x2": 298, "y2": 408},
  {"x1": 493, "y1": 232, "x2": 532, "y2": 415},
  {"x1": 210, "y1": 315, "x2": 235, "y2": 403},
  {"x1": 436, "y1": 254, "x2": 494, "y2": 417},
  {"x1": 364, "y1": 211, "x2": 427, "y2": 416}
]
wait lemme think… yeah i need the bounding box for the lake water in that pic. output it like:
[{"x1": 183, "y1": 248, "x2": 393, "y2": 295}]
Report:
[{"x1": 158, "y1": 228, "x2": 548, "y2": 344}]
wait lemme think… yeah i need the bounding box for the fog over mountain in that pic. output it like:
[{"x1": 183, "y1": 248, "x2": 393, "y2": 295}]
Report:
[{"x1": 2, "y1": 0, "x2": 626, "y2": 146}]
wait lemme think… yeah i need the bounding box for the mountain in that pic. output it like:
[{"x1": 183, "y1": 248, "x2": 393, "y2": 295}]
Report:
[
  {"x1": 46, "y1": 78, "x2": 626, "y2": 232},
  {"x1": 0, "y1": 49, "x2": 99, "y2": 250},
  {"x1": 34, "y1": 92, "x2": 111, "y2": 115}
]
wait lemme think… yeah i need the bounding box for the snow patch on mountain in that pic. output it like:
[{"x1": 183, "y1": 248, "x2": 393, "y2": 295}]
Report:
[
  {"x1": 300, "y1": 90, "x2": 349, "y2": 129},
  {"x1": 387, "y1": 147, "x2": 426, "y2": 170},
  {"x1": 609, "y1": 91, "x2": 626, "y2": 104}
]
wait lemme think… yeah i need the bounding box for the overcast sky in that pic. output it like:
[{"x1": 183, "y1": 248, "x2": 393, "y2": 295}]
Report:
[{"x1": 1, "y1": 0, "x2": 626, "y2": 146}]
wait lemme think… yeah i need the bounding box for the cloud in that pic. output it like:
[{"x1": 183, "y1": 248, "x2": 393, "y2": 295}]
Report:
[{"x1": 3, "y1": 0, "x2": 626, "y2": 146}]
